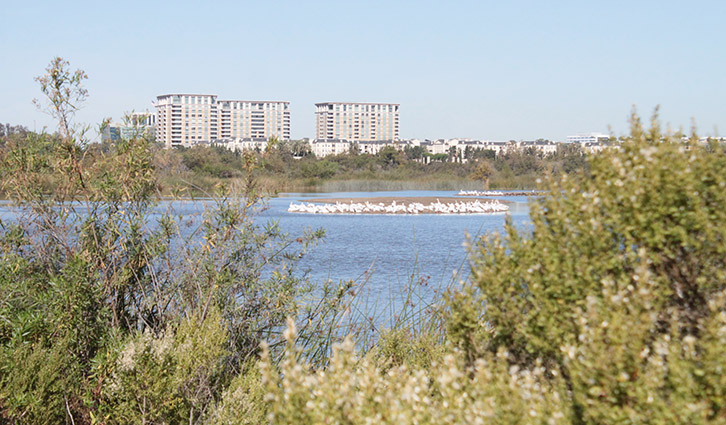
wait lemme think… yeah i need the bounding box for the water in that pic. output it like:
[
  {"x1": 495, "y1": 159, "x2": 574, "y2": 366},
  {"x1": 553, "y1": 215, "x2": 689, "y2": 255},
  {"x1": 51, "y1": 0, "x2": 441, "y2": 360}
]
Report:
[{"x1": 0, "y1": 190, "x2": 533, "y2": 315}]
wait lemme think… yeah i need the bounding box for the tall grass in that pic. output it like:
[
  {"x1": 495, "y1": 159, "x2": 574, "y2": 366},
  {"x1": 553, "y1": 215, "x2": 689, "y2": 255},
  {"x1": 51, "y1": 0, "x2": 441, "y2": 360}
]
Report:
[
  {"x1": 253, "y1": 175, "x2": 541, "y2": 194},
  {"x1": 318, "y1": 178, "x2": 482, "y2": 192}
]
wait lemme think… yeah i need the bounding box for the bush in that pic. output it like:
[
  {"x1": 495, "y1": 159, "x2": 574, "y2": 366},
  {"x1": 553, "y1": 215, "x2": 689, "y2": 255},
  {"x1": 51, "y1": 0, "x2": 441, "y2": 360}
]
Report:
[
  {"x1": 96, "y1": 308, "x2": 229, "y2": 424},
  {"x1": 447, "y1": 111, "x2": 726, "y2": 423}
]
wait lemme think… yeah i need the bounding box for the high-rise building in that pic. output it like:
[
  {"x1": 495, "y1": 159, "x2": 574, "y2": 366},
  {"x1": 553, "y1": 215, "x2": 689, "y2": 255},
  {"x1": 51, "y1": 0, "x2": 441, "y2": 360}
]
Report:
[
  {"x1": 315, "y1": 102, "x2": 399, "y2": 142},
  {"x1": 155, "y1": 94, "x2": 290, "y2": 148},
  {"x1": 217, "y1": 100, "x2": 290, "y2": 141}
]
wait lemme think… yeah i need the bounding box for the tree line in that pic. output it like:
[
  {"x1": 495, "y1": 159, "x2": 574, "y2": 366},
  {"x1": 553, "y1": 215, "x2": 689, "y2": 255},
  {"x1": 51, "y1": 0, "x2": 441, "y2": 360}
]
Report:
[
  {"x1": 154, "y1": 139, "x2": 590, "y2": 193},
  {"x1": 2, "y1": 123, "x2": 590, "y2": 194}
]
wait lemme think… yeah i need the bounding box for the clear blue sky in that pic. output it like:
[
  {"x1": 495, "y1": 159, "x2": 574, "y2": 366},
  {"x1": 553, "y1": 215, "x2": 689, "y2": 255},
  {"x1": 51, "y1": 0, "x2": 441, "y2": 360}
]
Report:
[{"x1": 1, "y1": 0, "x2": 724, "y2": 141}]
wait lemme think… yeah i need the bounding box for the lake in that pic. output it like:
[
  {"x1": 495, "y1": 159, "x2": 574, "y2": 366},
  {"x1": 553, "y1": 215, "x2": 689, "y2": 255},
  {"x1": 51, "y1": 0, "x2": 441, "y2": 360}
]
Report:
[{"x1": 0, "y1": 190, "x2": 533, "y2": 318}]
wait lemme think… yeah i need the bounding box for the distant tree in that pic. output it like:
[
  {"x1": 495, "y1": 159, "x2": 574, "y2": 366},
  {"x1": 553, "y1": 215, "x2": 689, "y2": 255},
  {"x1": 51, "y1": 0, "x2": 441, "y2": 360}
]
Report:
[
  {"x1": 301, "y1": 159, "x2": 339, "y2": 179},
  {"x1": 430, "y1": 153, "x2": 449, "y2": 162},
  {"x1": 556, "y1": 142, "x2": 588, "y2": 174},
  {"x1": 295, "y1": 140, "x2": 312, "y2": 157},
  {"x1": 499, "y1": 147, "x2": 543, "y2": 174},
  {"x1": 466, "y1": 147, "x2": 496, "y2": 161},
  {"x1": 279, "y1": 139, "x2": 312, "y2": 157},
  {"x1": 349, "y1": 141, "x2": 361, "y2": 155},
  {"x1": 471, "y1": 160, "x2": 494, "y2": 190},
  {"x1": 448, "y1": 146, "x2": 460, "y2": 162},
  {"x1": 403, "y1": 145, "x2": 426, "y2": 161},
  {"x1": 181, "y1": 145, "x2": 242, "y2": 178},
  {"x1": 378, "y1": 146, "x2": 403, "y2": 167}
]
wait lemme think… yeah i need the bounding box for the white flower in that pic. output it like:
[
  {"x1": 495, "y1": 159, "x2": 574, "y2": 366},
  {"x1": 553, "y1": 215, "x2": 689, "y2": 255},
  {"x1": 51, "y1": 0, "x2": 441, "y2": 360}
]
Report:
[
  {"x1": 639, "y1": 146, "x2": 656, "y2": 162},
  {"x1": 283, "y1": 317, "x2": 297, "y2": 341},
  {"x1": 561, "y1": 345, "x2": 576, "y2": 360}
]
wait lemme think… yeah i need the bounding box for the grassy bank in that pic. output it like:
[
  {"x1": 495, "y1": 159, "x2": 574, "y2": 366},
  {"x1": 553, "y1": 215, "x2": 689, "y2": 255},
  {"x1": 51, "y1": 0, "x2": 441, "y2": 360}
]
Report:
[
  {"x1": 257, "y1": 176, "x2": 508, "y2": 193},
  {"x1": 171, "y1": 169, "x2": 553, "y2": 196}
]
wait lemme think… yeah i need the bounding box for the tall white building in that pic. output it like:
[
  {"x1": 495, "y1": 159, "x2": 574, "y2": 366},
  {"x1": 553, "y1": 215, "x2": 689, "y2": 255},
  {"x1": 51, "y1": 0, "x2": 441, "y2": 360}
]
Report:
[
  {"x1": 315, "y1": 102, "x2": 399, "y2": 142},
  {"x1": 155, "y1": 94, "x2": 290, "y2": 148},
  {"x1": 217, "y1": 100, "x2": 290, "y2": 141}
]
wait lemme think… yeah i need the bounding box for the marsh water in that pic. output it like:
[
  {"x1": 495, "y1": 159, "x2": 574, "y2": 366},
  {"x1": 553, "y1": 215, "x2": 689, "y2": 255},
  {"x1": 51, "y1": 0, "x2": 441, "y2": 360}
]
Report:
[{"x1": 0, "y1": 190, "x2": 533, "y2": 314}]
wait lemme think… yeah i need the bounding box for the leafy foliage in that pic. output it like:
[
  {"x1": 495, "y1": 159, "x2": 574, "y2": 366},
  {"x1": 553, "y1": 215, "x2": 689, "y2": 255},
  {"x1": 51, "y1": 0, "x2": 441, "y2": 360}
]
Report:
[
  {"x1": 33, "y1": 56, "x2": 88, "y2": 140},
  {"x1": 447, "y1": 111, "x2": 726, "y2": 423},
  {"x1": 0, "y1": 57, "x2": 353, "y2": 424},
  {"x1": 471, "y1": 160, "x2": 494, "y2": 190}
]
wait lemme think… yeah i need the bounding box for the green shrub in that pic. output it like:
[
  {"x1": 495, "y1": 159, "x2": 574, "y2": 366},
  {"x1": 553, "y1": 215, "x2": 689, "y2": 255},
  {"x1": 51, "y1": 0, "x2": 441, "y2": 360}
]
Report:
[
  {"x1": 447, "y1": 111, "x2": 726, "y2": 423},
  {"x1": 210, "y1": 361, "x2": 266, "y2": 425},
  {"x1": 95, "y1": 308, "x2": 228, "y2": 424}
]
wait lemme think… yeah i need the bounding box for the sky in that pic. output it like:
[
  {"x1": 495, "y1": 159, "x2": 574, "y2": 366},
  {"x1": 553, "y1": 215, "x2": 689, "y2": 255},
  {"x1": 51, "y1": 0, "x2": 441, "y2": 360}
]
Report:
[{"x1": 1, "y1": 0, "x2": 724, "y2": 141}]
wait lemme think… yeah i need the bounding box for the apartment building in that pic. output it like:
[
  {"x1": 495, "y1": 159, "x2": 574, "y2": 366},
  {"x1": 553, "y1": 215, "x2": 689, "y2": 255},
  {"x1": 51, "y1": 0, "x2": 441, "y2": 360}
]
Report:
[
  {"x1": 217, "y1": 100, "x2": 290, "y2": 141},
  {"x1": 155, "y1": 94, "x2": 290, "y2": 148},
  {"x1": 310, "y1": 139, "x2": 410, "y2": 158},
  {"x1": 310, "y1": 139, "x2": 352, "y2": 157},
  {"x1": 315, "y1": 102, "x2": 399, "y2": 142}
]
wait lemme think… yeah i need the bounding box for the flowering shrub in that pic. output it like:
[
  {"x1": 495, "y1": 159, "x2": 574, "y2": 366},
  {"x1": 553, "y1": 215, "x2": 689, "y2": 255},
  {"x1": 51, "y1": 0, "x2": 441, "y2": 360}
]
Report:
[
  {"x1": 447, "y1": 111, "x2": 726, "y2": 423},
  {"x1": 261, "y1": 320, "x2": 569, "y2": 425}
]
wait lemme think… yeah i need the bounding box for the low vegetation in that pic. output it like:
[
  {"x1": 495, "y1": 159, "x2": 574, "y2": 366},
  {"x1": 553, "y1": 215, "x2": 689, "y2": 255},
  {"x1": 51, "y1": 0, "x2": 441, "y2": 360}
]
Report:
[{"x1": 1, "y1": 58, "x2": 724, "y2": 424}]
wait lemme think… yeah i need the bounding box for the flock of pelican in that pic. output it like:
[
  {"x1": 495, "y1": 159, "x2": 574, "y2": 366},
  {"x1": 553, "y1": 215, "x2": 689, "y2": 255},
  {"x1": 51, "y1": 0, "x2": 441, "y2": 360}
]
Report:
[
  {"x1": 457, "y1": 190, "x2": 505, "y2": 196},
  {"x1": 287, "y1": 199, "x2": 509, "y2": 215}
]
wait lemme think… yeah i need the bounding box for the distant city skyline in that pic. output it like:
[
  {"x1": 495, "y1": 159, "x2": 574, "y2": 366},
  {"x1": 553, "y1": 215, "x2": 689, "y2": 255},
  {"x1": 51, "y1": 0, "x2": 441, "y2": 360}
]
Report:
[{"x1": 2, "y1": 1, "x2": 724, "y2": 141}]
